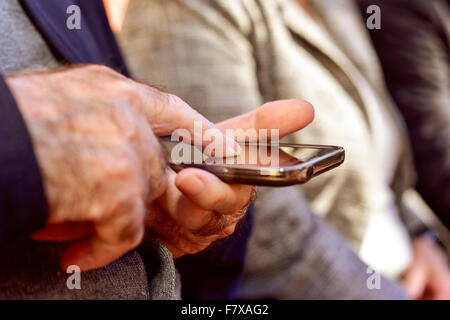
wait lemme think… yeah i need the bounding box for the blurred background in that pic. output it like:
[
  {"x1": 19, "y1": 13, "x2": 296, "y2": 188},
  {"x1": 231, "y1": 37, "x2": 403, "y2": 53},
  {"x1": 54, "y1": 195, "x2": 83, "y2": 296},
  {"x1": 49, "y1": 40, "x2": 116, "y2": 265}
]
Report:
[{"x1": 106, "y1": 0, "x2": 450, "y2": 299}]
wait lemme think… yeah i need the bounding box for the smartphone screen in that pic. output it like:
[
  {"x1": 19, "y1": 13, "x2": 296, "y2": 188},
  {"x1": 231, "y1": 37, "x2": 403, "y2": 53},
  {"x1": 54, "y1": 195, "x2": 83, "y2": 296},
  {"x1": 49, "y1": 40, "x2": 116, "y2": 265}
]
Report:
[
  {"x1": 160, "y1": 137, "x2": 344, "y2": 186},
  {"x1": 161, "y1": 138, "x2": 339, "y2": 168}
]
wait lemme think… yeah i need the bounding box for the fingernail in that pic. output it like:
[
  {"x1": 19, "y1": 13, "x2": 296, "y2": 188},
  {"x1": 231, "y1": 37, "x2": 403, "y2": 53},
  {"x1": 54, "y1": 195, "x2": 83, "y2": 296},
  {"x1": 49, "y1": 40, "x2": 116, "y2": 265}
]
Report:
[
  {"x1": 203, "y1": 136, "x2": 241, "y2": 158},
  {"x1": 177, "y1": 174, "x2": 204, "y2": 195},
  {"x1": 224, "y1": 136, "x2": 241, "y2": 157}
]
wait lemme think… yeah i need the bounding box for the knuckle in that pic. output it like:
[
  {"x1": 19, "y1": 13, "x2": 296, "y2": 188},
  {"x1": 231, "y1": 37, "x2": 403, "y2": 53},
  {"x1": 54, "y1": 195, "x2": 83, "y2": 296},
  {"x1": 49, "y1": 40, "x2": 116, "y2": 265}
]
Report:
[
  {"x1": 110, "y1": 101, "x2": 135, "y2": 119},
  {"x1": 149, "y1": 168, "x2": 167, "y2": 200},
  {"x1": 119, "y1": 149, "x2": 141, "y2": 177},
  {"x1": 98, "y1": 150, "x2": 143, "y2": 200},
  {"x1": 122, "y1": 84, "x2": 142, "y2": 109},
  {"x1": 222, "y1": 225, "x2": 236, "y2": 237},
  {"x1": 110, "y1": 105, "x2": 142, "y2": 137},
  {"x1": 185, "y1": 242, "x2": 209, "y2": 255},
  {"x1": 165, "y1": 94, "x2": 193, "y2": 119},
  {"x1": 117, "y1": 202, "x2": 145, "y2": 247},
  {"x1": 208, "y1": 192, "x2": 227, "y2": 211},
  {"x1": 146, "y1": 91, "x2": 188, "y2": 125},
  {"x1": 84, "y1": 64, "x2": 114, "y2": 75},
  {"x1": 111, "y1": 80, "x2": 142, "y2": 110},
  {"x1": 184, "y1": 246, "x2": 199, "y2": 255},
  {"x1": 121, "y1": 226, "x2": 144, "y2": 248},
  {"x1": 165, "y1": 93, "x2": 183, "y2": 107},
  {"x1": 140, "y1": 135, "x2": 167, "y2": 199}
]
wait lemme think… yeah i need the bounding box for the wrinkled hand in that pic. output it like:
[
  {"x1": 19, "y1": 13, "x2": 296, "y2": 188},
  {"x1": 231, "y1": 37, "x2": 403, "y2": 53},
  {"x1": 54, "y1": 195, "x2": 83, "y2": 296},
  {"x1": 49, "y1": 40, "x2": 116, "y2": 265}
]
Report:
[
  {"x1": 147, "y1": 100, "x2": 314, "y2": 258},
  {"x1": 6, "y1": 65, "x2": 235, "y2": 271},
  {"x1": 403, "y1": 235, "x2": 450, "y2": 300}
]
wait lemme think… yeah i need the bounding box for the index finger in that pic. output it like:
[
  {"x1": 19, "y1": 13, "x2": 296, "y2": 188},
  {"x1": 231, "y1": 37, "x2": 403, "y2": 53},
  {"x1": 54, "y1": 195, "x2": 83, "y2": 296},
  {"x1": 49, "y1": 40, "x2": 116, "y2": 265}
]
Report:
[
  {"x1": 216, "y1": 99, "x2": 314, "y2": 140},
  {"x1": 133, "y1": 82, "x2": 240, "y2": 157}
]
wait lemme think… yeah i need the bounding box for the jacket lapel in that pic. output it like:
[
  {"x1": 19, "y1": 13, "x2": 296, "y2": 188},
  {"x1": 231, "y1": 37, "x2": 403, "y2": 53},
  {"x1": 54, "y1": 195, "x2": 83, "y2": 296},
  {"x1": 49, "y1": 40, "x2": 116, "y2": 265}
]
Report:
[
  {"x1": 280, "y1": 0, "x2": 357, "y2": 82},
  {"x1": 280, "y1": 0, "x2": 415, "y2": 187}
]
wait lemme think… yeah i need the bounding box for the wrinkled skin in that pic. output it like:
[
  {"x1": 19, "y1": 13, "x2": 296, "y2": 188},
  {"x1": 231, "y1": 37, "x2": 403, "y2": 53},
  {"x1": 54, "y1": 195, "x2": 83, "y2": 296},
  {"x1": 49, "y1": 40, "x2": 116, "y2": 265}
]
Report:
[{"x1": 7, "y1": 65, "x2": 314, "y2": 270}]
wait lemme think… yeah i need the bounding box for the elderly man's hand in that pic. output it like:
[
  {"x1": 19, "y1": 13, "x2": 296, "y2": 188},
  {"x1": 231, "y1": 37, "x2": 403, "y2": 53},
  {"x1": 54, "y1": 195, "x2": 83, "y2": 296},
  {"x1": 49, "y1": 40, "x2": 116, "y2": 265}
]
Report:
[
  {"x1": 6, "y1": 65, "x2": 237, "y2": 271},
  {"x1": 147, "y1": 100, "x2": 314, "y2": 258}
]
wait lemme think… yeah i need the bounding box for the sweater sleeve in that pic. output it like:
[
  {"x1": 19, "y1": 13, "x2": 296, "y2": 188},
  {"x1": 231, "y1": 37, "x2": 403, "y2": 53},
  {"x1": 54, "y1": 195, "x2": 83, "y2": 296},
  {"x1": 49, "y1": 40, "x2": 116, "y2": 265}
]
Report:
[{"x1": 0, "y1": 75, "x2": 47, "y2": 242}]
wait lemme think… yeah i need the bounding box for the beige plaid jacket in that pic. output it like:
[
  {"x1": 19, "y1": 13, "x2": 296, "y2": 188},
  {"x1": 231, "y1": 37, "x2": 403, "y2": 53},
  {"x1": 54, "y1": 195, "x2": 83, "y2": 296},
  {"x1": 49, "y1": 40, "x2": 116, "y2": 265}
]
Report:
[{"x1": 120, "y1": 0, "x2": 434, "y2": 298}]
